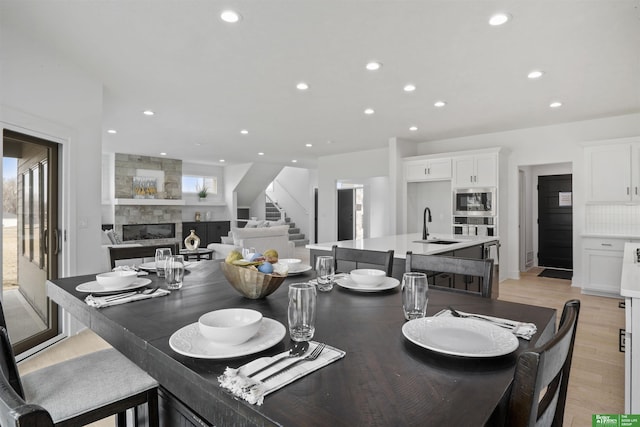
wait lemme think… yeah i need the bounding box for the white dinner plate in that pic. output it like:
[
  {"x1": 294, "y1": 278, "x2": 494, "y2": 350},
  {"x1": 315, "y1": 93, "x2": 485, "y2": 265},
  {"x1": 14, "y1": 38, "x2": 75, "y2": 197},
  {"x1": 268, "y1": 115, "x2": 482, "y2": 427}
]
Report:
[
  {"x1": 402, "y1": 317, "x2": 519, "y2": 357},
  {"x1": 75, "y1": 278, "x2": 152, "y2": 294},
  {"x1": 286, "y1": 264, "x2": 312, "y2": 276},
  {"x1": 336, "y1": 276, "x2": 400, "y2": 292},
  {"x1": 169, "y1": 317, "x2": 286, "y2": 359},
  {"x1": 138, "y1": 261, "x2": 195, "y2": 271}
]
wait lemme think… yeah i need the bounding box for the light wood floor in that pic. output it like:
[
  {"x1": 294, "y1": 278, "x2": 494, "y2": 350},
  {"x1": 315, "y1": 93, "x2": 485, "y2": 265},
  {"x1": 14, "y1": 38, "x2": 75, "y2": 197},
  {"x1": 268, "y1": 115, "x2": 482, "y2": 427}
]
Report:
[{"x1": 18, "y1": 265, "x2": 625, "y2": 426}]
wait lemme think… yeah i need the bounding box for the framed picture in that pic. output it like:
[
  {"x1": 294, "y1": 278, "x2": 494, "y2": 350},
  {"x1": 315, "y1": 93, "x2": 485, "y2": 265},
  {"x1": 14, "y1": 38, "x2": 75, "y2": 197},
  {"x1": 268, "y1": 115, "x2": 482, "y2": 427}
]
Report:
[{"x1": 133, "y1": 176, "x2": 158, "y2": 199}]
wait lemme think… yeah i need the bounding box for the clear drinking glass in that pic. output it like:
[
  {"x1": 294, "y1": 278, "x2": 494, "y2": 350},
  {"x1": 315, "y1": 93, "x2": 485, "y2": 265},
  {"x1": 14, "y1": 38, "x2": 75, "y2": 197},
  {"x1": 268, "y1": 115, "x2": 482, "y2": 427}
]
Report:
[
  {"x1": 155, "y1": 248, "x2": 172, "y2": 278},
  {"x1": 402, "y1": 272, "x2": 429, "y2": 320},
  {"x1": 288, "y1": 283, "x2": 317, "y2": 342},
  {"x1": 165, "y1": 255, "x2": 185, "y2": 290},
  {"x1": 315, "y1": 255, "x2": 335, "y2": 292}
]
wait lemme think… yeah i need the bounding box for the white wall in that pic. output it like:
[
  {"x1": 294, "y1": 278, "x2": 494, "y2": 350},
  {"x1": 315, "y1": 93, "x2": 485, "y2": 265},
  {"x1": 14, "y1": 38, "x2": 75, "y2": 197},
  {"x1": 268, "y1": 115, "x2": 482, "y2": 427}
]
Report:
[
  {"x1": 1, "y1": 24, "x2": 104, "y2": 278},
  {"x1": 317, "y1": 148, "x2": 390, "y2": 243},
  {"x1": 406, "y1": 181, "x2": 452, "y2": 235},
  {"x1": 412, "y1": 113, "x2": 640, "y2": 284}
]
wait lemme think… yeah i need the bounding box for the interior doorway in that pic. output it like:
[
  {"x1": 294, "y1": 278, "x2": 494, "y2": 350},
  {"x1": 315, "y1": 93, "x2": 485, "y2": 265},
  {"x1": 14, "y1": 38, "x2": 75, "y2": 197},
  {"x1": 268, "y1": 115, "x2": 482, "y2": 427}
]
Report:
[
  {"x1": 538, "y1": 174, "x2": 573, "y2": 270},
  {"x1": 337, "y1": 188, "x2": 354, "y2": 241},
  {"x1": 2, "y1": 129, "x2": 60, "y2": 355}
]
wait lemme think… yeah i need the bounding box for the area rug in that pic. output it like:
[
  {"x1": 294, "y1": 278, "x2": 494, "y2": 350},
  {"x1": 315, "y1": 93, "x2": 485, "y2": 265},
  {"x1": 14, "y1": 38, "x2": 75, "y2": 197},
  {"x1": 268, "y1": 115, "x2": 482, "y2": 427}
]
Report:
[{"x1": 538, "y1": 269, "x2": 572, "y2": 280}]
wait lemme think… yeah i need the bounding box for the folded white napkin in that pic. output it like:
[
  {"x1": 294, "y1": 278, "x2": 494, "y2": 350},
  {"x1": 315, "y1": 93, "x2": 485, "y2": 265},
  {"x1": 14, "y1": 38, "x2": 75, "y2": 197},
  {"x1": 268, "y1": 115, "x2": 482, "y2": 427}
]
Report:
[
  {"x1": 434, "y1": 308, "x2": 537, "y2": 340},
  {"x1": 85, "y1": 289, "x2": 170, "y2": 308},
  {"x1": 218, "y1": 341, "x2": 346, "y2": 405}
]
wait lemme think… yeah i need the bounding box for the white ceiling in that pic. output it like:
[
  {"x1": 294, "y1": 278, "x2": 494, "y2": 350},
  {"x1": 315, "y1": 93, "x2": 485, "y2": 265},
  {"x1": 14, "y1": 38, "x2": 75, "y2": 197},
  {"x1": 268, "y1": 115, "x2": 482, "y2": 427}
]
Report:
[{"x1": 3, "y1": 1, "x2": 640, "y2": 168}]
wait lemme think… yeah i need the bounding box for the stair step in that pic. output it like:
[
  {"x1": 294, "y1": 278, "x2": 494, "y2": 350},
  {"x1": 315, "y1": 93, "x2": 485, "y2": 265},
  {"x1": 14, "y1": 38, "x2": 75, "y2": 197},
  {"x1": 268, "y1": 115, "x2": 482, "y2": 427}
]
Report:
[
  {"x1": 291, "y1": 239, "x2": 309, "y2": 247},
  {"x1": 288, "y1": 227, "x2": 300, "y2": 234},
  {"x1": 288, "y1": 233, "x2": 305, "y2": 240}
]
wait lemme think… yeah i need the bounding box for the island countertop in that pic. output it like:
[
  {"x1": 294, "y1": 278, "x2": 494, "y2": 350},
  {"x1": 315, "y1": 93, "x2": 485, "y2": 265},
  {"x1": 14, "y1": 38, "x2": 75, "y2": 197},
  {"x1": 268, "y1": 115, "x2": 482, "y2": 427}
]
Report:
[{"x1": 306, "y1": 232, "x2": 499, "y2": 258}]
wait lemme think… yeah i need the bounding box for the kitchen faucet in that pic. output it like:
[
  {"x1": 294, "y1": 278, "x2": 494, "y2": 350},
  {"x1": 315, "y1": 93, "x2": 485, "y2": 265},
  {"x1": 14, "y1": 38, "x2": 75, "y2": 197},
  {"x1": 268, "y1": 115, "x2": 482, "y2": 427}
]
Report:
[{"x1": 422, "y1": 207, "x2": 432, "y2": 240}]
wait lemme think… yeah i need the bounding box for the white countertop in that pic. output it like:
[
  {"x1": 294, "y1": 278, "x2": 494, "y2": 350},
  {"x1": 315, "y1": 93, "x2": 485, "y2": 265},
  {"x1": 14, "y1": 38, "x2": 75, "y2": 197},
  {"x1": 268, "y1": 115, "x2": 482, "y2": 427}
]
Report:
[
  {"x1": 306, "y1": 233, "x2": 499, "y2": 259},
  {"x1": 621, "y1": 242, "x2": 640, "y2": 298}
]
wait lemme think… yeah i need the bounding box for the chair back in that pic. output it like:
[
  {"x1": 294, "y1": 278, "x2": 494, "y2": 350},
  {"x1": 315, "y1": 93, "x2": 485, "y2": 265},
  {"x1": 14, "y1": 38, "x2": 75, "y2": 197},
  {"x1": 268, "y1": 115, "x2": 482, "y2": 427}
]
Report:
[
  {"x1": 109, "y1": 243, "x2": 180, "y2": 269},
  {"x1": 331, "y1": 246, "x2": 394, "y2": 277},
  {"x1": 0, "y1": 326, "x2": 54, "y2": 426},
  {"x1": 505, "y1": 299, "x2": 581, "y2": 427},
  {"x1": 405, "y1": 251, "x2": 493, "y2": 298}
]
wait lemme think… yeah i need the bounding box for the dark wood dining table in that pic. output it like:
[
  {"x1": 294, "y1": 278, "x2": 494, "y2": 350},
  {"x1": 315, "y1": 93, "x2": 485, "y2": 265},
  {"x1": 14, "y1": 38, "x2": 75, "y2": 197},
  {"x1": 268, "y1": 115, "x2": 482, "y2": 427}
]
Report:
[{"x1": 46, "y1": 260, "x2": 556, "y2": 427}]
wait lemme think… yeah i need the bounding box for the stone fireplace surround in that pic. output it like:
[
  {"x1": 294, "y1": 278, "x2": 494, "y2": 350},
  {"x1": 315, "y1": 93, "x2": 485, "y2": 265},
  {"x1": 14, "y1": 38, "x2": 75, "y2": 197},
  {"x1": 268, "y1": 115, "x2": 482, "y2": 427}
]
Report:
[{"x1": 112, "y1": 154, "x2": 184, "y2": 246}]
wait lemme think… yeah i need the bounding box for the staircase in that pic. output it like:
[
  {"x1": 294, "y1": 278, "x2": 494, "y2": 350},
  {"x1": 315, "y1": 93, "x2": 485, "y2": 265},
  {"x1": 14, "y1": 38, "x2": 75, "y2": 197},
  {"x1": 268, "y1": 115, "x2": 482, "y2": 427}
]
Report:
[{"x1": 266, "y1": 202, "x2": 309, "y2": 247}]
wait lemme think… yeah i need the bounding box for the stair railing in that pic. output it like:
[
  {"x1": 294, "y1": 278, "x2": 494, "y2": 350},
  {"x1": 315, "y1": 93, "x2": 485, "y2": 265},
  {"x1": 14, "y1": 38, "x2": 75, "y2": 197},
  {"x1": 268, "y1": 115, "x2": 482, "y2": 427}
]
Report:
[{"x1": 265, "y1": 194, "x2": 286, "y2": 221}]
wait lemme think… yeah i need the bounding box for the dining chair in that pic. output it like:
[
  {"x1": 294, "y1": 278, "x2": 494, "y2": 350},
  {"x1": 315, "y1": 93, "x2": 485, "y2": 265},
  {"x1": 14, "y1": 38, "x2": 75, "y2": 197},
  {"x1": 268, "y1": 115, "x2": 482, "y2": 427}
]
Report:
[
  {"x1": 331, "y1": 245, "x2": 395, "y2": 276},
  {"x1": 0, "y1": 300, "x2": 159, "y2": 426},
  {"x1": 109, "y1": 242, "x2": 180, "y2": 269},
  {"x1": 405, "y1": 251, "x2": 494, "y2": 298},
  {"x1": 504, "y1": 299, "x2": 581, "y2": 427}
]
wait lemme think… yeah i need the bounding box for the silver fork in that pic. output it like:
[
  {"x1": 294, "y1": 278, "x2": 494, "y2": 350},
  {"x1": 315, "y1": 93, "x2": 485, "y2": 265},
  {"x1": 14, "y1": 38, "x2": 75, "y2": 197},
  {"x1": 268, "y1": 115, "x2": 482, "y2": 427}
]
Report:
[{"x1": 259, "y1": 343, "x2": 326, "y2": 383}]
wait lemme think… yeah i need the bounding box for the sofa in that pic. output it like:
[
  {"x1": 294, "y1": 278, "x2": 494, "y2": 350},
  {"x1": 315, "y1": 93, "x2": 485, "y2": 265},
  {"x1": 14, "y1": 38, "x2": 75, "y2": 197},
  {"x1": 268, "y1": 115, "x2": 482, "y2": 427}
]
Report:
[{"x1": 207, "y1": 224, "x2": 295, "y2": 260}]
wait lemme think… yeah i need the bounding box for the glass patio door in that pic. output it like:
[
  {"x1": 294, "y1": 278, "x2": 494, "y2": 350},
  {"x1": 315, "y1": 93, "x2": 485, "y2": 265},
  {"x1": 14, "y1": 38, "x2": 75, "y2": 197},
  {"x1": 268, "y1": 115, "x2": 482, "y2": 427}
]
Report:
[{"x1": 2, "y1": 129, "x2": 60, "y2": 355}]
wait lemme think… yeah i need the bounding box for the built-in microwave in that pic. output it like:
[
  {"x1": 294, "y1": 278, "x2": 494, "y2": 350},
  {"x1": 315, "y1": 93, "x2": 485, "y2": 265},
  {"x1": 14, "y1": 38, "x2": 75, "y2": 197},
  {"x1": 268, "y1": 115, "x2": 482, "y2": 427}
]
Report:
[{"x1": 453, "y1": 188, "x2": 495, "y2": 216}]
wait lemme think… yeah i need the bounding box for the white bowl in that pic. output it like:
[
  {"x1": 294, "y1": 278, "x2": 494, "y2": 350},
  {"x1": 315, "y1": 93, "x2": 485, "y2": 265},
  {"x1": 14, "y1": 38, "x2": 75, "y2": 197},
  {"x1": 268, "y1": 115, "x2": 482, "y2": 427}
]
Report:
[
  {"x1": 198, "y1": 308, "x2": 263, "y2": 345},
  {"x1": 279, "y1": 258, "x2": 302, "y2": 265},
  {"x1": 95, "y1": 271, "x2": 138, "y2": 289},
  {"x1": 350, "y1": 269, "x2": 386, "y2": 286}
]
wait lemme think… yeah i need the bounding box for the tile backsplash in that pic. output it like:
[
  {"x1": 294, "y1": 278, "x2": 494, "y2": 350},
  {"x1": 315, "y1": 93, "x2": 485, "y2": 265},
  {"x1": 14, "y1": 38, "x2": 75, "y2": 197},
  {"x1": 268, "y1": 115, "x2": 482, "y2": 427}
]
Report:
[{"x1": 585, "y1": 204, "x2": 640, "y2": 235}]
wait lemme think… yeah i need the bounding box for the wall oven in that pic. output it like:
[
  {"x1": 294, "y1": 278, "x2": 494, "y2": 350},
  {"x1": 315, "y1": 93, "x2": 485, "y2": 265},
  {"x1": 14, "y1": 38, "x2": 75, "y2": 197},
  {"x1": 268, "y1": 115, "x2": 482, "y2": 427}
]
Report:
[{"x1": 453, "y1": 188, "x2": 496, "y2": 216}]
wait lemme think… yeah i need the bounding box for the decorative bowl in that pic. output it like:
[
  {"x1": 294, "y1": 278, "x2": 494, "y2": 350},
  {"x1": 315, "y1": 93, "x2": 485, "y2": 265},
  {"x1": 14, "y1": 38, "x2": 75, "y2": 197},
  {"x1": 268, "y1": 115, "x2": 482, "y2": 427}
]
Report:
[
  {"x1": 221, "y1": 262, "x2": 287, "y2": 299},
  {"x1": 95, "y1": 271, "x2": 138, "y2": 289},
  {"x1": 198, "y1": 308, "x2": 263, "y2": 345},
  {"x1": 350, "y1": 269, "x2": 386, "y2": 286}
]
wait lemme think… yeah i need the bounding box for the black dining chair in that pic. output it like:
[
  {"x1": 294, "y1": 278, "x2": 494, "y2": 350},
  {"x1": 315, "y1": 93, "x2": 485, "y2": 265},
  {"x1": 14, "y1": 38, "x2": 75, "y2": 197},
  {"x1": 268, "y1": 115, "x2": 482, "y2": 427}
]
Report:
[
  {"x1": 109, "y1": 242, "x2": 180, "y2": 269},
  {"x1": 405, "y1": 251, "x2": 494, "y2": 298},
  {"x1": 331, "y1": 245, "x2": 395, "y2": 276},
  {"x1": 504, "y1": 299, "x2": 581, "y2": 427},
  {"x1": 0, "y1": 300, "x2": 159, "y2": 426}
]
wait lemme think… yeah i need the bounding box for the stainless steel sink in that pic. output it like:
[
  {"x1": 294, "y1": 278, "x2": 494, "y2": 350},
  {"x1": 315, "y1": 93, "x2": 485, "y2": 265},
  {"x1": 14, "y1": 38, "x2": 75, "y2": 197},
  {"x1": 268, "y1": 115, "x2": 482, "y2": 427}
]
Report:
[{"x1": 413, "y1": 240, "x2": 460, "y2": 245}]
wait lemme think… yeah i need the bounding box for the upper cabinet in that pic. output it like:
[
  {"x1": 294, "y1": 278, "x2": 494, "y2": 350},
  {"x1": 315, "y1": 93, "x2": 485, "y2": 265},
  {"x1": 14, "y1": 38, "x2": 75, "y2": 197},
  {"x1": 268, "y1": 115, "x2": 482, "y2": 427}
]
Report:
[
  {"x1": 404, "y1": 158, "x2": 451, "y2": 182},
  {"x1": 585, "y1": 143, "x2": 640, "y2": 202},
  {"x1": 452, "y1": 154, "x2": 497, "y2": 188}
]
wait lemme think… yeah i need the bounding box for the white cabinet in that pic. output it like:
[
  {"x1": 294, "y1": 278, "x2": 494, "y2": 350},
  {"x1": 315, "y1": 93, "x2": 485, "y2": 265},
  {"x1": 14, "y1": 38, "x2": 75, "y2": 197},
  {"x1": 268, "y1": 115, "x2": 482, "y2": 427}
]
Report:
[
  {"x1": 404, "y1": 158, "x2": 451, "y2": 182},
  {"x1": 581, "y1": 237, "x2": 626, "y2": 297},
  {"x1": 585, "y1": 143, "x2": 640, "y2": 202},
  {"x1": 452, "y1": 154, "x2": 497, "y2": 188}
]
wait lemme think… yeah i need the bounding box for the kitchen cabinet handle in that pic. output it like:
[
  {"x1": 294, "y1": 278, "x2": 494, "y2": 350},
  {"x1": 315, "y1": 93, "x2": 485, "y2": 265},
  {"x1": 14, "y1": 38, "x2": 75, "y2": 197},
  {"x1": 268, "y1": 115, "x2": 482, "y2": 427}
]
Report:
[
  {"x1": 627, "y1": 187, "x2": 630, "y2": 195},
  {"x1": 636, "y1": 187, "x2": 638, "y2": 195},
  {"x1": 427, "y1": 167, "x2": 431, "y2": 175},
  {"x1": 601, "y1": 243, "x2": 613, "y2": 247},
  {"x1": 425, "y1": 168, "x2": 427, "y2": 175},
  {"x1": 620, "y1": 329, "x2": 626, "y2": 353}
]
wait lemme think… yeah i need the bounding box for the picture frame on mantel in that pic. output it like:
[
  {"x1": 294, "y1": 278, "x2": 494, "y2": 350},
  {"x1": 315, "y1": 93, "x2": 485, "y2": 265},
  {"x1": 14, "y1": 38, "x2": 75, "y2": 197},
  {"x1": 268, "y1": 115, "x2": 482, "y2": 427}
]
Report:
[{"x1": 133, "y1": 176, "x2": 158, "y2": 199}]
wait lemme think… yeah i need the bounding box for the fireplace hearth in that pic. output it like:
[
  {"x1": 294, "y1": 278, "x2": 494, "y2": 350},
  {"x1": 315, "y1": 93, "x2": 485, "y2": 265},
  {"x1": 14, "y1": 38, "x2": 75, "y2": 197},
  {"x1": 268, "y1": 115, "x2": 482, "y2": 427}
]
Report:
[{"x1": 122, "y1": 223, "x2": 176, "y2": 241}]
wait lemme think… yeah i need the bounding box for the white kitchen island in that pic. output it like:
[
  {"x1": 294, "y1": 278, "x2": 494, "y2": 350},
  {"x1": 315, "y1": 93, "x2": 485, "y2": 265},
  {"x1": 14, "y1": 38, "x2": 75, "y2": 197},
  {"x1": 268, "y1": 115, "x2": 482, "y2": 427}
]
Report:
[
  {"x1": 307, "y1": 232, "x2": 500, "y2": 296},
  {"x1": 620, "y1": 242, "x2": 640, "y2": 413}
]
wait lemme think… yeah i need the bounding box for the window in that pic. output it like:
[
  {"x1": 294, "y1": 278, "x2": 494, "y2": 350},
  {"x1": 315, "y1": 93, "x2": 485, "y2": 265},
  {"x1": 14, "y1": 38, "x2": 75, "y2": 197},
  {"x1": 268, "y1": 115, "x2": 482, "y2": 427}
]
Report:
[{"x1": 182, "y1": 175, "x2": 217, "y2": 195}]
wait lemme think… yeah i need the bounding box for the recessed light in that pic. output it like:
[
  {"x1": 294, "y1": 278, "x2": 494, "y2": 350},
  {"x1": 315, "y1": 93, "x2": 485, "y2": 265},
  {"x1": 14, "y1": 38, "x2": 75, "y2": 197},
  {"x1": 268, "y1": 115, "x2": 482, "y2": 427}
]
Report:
[
  {"x1": 220, "y1": 159, "x2": 225, "y2": 163},
  {"x1": 528, "y1": 70, "x2": 544, "y2": 79},
  {"x1": 292, "y1": 160, "x2": 298, "y2": 163},
  {"x1": 296, "y1": 82, "x2": 309, "y2": 90},
  {"x1": 240, "y1": 129, "x2": 249, "y2": 135},
  {"x1": 434, "y1": 101, "x2": 447, "y2": 108},
  {"x1": 258, "y1": 152, "x2": 264, "y2": 156},
  {"x1": 403, "y1": 84, "x2": 417, "y2": 92},
  {"x1": 409, "y1": 126, "x2": 418, "y2": 131},
  {"x1": 220, "y1": 10, "x2": 241, "y2": 23},
  {"x1": 160, "y1": 152, "x2": 167, "y2": 156},
  {"x1": 549, "y1": 101, "x2": 563, "y2": 108},
  {"x1": 365, "y1": 61, "x2": 382, "y2": 71},
  {"x1": 305, "y1": 143, "x2": 313, "y2": 147},
  {"x1": 489, "y1": 13, "x2": 511, "y2": 26},
  {"x1": 364, "y1": 108, "x2": 375, "y2": 115},
  {"x1": 107, "y1": 129, "x2": 117, "y2": 134},
  {"x1": 143, "y1": 110, "x2": 154, "y2": 116}
]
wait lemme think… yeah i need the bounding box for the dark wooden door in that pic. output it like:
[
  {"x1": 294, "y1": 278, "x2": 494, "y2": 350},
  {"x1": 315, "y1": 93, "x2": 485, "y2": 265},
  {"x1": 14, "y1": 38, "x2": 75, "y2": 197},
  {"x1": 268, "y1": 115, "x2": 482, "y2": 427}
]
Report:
[
  {"x1": 538, "y1": 174, "x2": 573, "y2": 269},
  {"x1": 337, "y1": 189, "x2": 354, "y2": 241}
]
